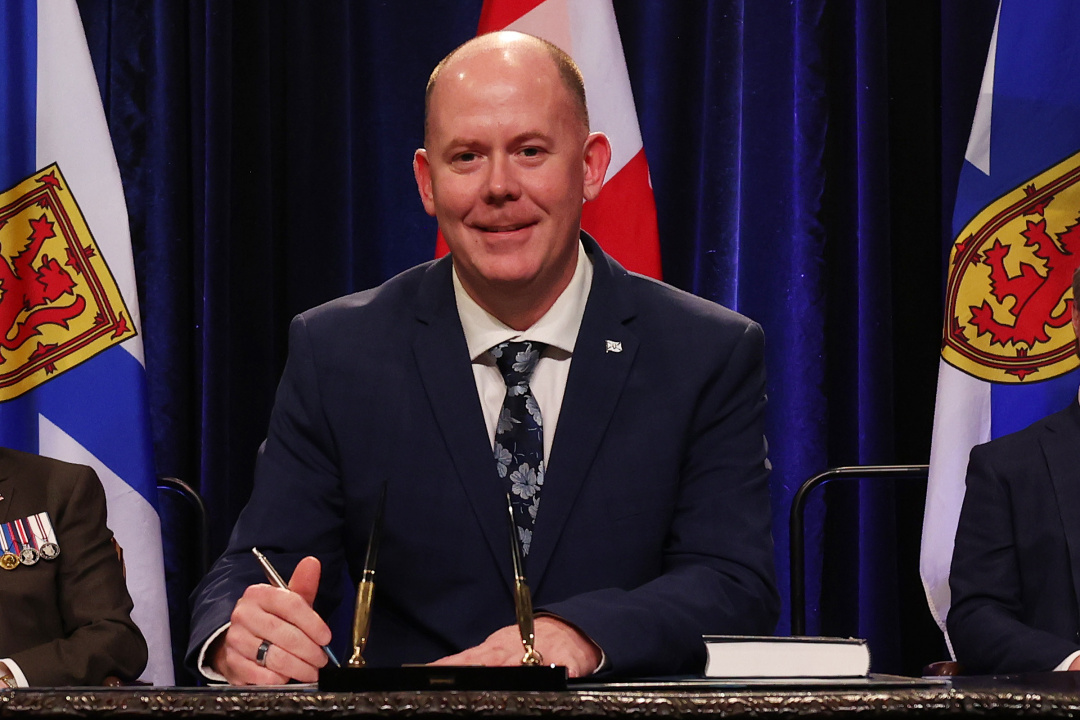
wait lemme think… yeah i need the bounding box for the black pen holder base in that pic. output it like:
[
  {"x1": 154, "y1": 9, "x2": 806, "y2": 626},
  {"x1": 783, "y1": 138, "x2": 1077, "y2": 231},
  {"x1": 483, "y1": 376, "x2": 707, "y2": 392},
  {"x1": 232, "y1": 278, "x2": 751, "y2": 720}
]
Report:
[{"x1": 319, "y1": 664, "x2": 568, "y2": 691}]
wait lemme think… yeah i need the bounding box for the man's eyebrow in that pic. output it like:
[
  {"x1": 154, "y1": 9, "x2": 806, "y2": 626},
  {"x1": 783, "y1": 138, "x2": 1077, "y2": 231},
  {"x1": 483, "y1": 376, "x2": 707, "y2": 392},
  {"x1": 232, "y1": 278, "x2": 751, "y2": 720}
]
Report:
[
  {"x1": 439, "y1": 137, "x2": 486, "y2": 156},
  {"x1": 511, "y1": 131, "x2": 553, "y2": 144},
  {"x1": 441, "y1": 131, "x2": 553, "y2": 151}
]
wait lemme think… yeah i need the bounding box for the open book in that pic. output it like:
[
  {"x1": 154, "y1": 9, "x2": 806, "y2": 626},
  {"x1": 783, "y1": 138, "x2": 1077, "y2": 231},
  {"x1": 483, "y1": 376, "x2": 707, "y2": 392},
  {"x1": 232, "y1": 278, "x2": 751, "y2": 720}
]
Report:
[{"x1": 703, "y1": 635, "x2": 870, "y2": 678}]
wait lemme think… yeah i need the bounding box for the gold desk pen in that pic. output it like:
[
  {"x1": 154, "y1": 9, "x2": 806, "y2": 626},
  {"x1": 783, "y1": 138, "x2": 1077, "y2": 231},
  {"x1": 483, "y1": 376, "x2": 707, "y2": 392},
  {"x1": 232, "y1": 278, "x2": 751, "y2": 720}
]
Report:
[
  {"x1": 251, "y1": 547, "x2": 341, "y2": 667},
  {"x1": 506, "y1": 495, "x2": 543, "y2": 666},
  {"x1": 348, "y1": 485, "x2": 387, "y2": 668},
  {"x1": 316, "y1": 490, "x2": 566, "y2": 690}
]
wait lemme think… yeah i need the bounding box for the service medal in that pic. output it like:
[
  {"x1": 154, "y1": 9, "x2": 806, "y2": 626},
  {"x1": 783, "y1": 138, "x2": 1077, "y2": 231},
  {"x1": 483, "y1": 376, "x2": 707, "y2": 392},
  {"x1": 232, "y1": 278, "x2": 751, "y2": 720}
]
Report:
[
  {"x1": 30, "y1": 513, "x2": 60, "y2": 560},
  {"x1": 0, "y1": 523, "x2": 16, "y2": 567},
  {"x1": 18, "y1": 545, "x2": 39, "y2": 565},
  {"x1": 11, "y1": 518, "x2": 39, "y2": 565}
]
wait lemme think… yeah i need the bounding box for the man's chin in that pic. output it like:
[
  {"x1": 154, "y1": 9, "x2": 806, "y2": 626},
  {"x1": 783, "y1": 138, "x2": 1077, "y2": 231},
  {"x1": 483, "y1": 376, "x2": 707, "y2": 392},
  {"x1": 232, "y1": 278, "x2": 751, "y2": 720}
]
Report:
[
  {"x1": 478, "y1": 266, "x2": 543, "y2": 289},
  {"x1": 457, "y1": 259, "x2": 547, "y2": 294}
]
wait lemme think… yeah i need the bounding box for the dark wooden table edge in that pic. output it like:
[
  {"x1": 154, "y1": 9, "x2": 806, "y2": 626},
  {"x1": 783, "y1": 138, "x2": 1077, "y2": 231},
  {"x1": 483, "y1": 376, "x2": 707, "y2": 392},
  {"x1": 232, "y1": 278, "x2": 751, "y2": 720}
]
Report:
[{"x1": 5, "y1": 684, "x2": 1080, "y2": 719}]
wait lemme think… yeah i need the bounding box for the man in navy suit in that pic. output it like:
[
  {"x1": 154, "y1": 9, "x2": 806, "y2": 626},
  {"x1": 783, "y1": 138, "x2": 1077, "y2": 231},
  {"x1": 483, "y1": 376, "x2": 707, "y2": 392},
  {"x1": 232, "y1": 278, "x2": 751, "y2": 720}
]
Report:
[
  {"x1": 948, "y1": 267, "x2": 1080, "y2": 674},
  {"x1": 189, "y1": 31, "x2": 778, "y2": 684}
]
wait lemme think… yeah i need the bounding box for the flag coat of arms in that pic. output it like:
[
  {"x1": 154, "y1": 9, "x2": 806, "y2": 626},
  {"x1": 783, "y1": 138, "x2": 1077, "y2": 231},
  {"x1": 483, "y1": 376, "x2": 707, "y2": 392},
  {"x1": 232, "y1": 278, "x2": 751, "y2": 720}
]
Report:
[
  {"x1": 436, "y1": 0, "x2": 663, "y2": 281},
  {"x1": 921, "y1": 1, "x2": 1080, "y2": 651},
  {"x1": 0, "y1": 0, "x2": 172, "y2": 683}
]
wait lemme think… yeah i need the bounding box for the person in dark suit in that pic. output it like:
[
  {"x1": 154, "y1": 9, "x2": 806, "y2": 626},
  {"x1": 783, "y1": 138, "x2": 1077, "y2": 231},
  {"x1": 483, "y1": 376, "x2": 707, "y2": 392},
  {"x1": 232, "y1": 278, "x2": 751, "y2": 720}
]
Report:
[
  {"x1": 0, "y1": 448, "x2": 147, "y2": 687},
  {"x1": 189, "y1": 31, "x2": 778, "y2": 684},
  {"x1": 948, "y1": 267, "x2": 1080, "y2": 674}
]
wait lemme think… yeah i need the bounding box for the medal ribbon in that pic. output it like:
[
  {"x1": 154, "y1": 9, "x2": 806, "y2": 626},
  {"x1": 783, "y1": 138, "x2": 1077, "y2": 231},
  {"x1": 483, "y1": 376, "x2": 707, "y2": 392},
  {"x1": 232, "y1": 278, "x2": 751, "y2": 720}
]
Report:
[
  {"x1": 14, "y1": 518, "x2": 35, "y2": 550},
  {"x1": 31, "y1": 513, "x2": 52, "y2": 545},
  {"x1": 0, "y1": 523, "x2": 20, "y2": 555},
  {"x1": 32, "y1": 512, "x2": 59, "y2": 560}
]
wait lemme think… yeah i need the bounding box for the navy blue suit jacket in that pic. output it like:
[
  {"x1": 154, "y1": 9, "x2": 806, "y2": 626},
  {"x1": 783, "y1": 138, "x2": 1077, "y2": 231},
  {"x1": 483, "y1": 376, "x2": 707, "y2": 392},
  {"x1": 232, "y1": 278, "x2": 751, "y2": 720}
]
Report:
[
  {"x1": 948, "y1": 401, "x2": 1080, "y2": 674},
  {"x1": 189, "y1": 235, "x2": 778, "y2": 676}
]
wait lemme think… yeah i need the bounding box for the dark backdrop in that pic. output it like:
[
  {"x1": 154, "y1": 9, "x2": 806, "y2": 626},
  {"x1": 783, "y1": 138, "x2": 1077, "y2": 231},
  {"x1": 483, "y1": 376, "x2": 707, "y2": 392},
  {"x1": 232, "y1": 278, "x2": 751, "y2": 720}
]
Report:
[{"x1": 74, "y1": 0, "x2": 999, "y2": 676}]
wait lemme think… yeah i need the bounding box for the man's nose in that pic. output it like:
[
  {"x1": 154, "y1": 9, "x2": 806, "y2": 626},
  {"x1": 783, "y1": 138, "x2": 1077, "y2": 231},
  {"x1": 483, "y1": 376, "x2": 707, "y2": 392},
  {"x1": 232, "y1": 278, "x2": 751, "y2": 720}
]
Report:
[{"x1": 483, "y1": 154, "x2": 521, "y2": 203}]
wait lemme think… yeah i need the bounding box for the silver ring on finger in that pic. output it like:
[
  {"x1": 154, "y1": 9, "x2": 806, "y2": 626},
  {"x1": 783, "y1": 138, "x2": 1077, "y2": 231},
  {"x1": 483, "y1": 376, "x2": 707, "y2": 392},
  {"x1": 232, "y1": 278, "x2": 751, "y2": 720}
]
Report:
[{"x1": 256, "y1": 640, "x2": 272, "y2": 667}]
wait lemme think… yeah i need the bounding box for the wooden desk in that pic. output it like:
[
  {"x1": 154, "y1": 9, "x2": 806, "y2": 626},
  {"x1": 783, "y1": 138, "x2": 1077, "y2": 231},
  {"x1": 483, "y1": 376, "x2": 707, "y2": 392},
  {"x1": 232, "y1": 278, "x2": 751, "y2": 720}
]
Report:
[{"x1": 4, "y1": 675, "x2": 1080, "y2": 719}]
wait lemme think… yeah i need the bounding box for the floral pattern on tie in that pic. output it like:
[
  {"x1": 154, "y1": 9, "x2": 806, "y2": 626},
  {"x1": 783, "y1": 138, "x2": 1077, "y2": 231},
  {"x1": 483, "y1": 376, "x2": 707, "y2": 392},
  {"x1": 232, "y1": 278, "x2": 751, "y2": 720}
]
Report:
[{"x1": 491, "y1": 340, "x2": 545, "y2": 555}]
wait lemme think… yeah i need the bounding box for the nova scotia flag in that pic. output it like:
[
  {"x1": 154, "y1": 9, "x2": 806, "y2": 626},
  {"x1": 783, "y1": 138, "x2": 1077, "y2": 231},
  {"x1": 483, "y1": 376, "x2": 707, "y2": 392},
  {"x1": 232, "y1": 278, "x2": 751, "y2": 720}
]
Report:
[
  {"x1": 921, "y1": 1, "x2": 1080, "y2": 654},
  {"x1": 0, "y1": 0, "x2": 172, "y2": 683}
]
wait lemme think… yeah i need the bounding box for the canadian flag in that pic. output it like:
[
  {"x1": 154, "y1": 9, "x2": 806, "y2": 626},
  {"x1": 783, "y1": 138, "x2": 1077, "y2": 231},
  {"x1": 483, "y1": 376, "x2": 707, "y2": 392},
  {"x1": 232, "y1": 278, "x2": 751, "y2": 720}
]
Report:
[{"x1": 435, "y1": 0, "x2": 662, "y2": 280}]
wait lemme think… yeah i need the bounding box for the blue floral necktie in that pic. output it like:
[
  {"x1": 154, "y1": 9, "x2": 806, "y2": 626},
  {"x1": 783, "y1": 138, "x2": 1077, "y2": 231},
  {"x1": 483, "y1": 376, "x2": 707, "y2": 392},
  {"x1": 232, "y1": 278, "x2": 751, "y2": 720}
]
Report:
[{"x1": 491, "y1": 340, "x2": 545, "y2": 555}]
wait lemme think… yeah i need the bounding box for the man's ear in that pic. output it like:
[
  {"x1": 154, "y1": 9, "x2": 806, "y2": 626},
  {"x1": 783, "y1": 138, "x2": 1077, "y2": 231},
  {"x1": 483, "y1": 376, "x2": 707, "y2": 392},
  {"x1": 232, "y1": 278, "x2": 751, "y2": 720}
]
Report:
[
  {"x1": 581, "y1": 132, "x2": 612, "y2": 202},
  {"x1": 413, "y1": 148, "x2": 436, "y2": 217}
]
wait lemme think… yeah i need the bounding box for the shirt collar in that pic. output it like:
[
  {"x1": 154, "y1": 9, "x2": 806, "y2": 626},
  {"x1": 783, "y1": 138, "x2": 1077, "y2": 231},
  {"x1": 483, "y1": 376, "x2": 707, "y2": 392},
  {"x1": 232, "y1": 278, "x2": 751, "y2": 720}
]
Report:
[{"x1": 454, "y1": 240, "x2": 593, "y2": 361}]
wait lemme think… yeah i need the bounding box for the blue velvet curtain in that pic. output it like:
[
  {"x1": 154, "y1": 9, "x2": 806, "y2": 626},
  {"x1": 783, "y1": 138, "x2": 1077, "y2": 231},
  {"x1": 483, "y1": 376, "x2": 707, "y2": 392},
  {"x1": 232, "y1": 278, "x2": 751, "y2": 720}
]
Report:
[{"x1": 72, "y1": 0, "x2": 999, "y2": 676}]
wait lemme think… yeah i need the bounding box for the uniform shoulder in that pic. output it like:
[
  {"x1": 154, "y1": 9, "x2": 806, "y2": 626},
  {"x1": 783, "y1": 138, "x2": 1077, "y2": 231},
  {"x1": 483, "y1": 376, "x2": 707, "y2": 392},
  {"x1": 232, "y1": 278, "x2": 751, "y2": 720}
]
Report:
[
  {"x1": 0, "y1": 447, "x2": 93, "y2": 477},
  {"x1": 0, "y1": 448, "x2": 99, "y2": 500}
]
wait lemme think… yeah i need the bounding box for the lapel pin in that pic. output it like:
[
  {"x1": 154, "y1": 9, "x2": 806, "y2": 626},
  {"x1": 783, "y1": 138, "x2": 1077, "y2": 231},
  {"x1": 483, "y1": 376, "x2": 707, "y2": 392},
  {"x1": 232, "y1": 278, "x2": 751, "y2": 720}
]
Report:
[{"x1": 605, "y1": 340, "x2": 622, "y2": 354}]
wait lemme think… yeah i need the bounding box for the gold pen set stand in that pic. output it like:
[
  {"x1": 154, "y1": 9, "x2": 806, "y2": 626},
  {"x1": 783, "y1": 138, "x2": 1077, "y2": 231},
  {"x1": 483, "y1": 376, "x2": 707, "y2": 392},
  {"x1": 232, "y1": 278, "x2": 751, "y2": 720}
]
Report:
[{"x1": 318, "y1": 493, "x2": 567, "y2": 691}]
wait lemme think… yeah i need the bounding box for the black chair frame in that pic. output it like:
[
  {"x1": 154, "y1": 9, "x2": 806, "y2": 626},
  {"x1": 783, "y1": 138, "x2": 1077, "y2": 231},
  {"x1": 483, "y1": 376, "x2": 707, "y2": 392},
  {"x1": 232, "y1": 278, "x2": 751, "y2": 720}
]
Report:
[
  {"x1": 788, "y1": 464, "x2": 929, "y2": 636},
  {"x1": 157, "y1": 476, "x2": 210, "y2": 579}
]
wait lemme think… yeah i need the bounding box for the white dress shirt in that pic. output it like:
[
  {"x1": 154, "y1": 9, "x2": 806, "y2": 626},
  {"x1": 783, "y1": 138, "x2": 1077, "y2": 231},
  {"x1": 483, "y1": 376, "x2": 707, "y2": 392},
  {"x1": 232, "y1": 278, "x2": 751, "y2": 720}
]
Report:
[
  {"x1": 454, "y1": 241, "x2": 604, "y2": 668},
  {"x1": 453, "y1": 241, "x2": 593, "y2": 462}
]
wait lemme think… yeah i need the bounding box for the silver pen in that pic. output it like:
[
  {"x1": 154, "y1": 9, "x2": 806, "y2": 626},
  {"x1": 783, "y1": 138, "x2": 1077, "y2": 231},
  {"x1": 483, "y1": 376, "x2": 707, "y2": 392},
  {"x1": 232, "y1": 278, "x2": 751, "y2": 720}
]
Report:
[{"x1": 251, "y1": 547, "x2": 341, "y2": 667}]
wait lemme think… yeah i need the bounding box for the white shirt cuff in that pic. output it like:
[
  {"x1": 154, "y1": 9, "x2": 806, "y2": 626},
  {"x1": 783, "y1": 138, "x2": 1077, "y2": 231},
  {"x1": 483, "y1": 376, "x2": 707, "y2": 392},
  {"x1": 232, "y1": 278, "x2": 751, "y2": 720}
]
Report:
[
  {"x1": 533, "y1": 612, "x2": 606, "y2": 675},
  {"x1": 1, "y1": 659, "x2": 29, "y2": 688},
  {"x1": 197, "y1": 624, "x2": 232, "y2": 683},
  {"x1": 1055, "y1": 649, "x2": 1080, "y2": 671}
]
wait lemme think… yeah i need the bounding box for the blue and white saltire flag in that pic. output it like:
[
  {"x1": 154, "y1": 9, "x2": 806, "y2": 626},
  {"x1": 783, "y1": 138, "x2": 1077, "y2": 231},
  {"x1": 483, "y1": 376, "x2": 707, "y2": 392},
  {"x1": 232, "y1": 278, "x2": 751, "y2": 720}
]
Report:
[
  {"x1": 921, "y1": 1, "x2": 1080, "y2": 653},
  {"x1": 0, "y1": 1, "x2": 173, "y2": 683}
]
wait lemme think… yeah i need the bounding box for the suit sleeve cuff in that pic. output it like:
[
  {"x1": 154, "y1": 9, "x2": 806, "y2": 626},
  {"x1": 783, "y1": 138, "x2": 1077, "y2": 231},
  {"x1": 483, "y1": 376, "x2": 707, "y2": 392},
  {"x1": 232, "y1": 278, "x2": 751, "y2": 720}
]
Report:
[{"x1": 197, "y1": 624, "x2": 231, "y2": 683}]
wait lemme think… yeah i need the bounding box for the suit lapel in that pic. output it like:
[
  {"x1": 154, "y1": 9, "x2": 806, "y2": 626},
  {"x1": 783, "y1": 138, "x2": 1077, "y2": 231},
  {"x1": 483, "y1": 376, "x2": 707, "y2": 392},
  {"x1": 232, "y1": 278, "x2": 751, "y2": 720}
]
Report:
[
  {"x1": 411, "y1": 259, "x2": 514, "y2": 585},
  {"x1": 526, "y1": 239, "x2": 637, "y2": 587},
  {"x1": 1045, "y1": 403, "x2": 1080, "y2": 605}
]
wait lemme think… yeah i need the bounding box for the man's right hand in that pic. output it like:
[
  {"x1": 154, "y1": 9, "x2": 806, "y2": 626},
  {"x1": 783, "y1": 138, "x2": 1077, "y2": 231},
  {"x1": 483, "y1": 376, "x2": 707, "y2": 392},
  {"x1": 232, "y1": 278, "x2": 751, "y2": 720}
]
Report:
[{"x1": 210, "y1": 556, "x2": 332, "y2": 684}]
